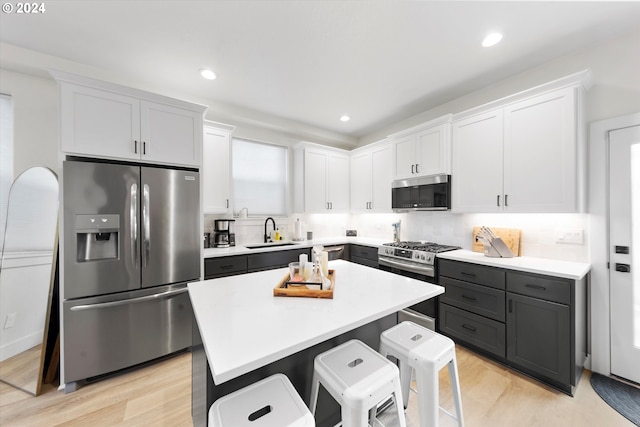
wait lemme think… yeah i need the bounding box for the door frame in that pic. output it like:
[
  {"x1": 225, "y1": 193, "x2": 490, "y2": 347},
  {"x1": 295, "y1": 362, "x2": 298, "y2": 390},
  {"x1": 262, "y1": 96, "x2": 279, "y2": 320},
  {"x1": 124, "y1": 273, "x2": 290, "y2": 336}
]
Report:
[{"x1": 589, "y1": 112, "x2": 640, "y2": 375}]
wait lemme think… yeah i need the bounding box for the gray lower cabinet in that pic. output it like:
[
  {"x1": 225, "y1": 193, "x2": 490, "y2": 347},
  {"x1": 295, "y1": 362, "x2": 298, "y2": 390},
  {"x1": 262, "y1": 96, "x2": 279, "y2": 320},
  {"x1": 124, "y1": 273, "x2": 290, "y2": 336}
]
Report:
[
  {"x1": 247, "y1": 248, "x2": 311, "y2": 272},
  {"x1": 438, "y1": 259, "x2": 586, "y2": 395},
  {"x1": 350, "y1": 244, "x2": 378, "y2": 268},
  {"x1": 205, "y1": 248, "x2": 312, "y2": 278},
  {"x1": 204, "y1": 255, "x2": 248, "y2": 279}
]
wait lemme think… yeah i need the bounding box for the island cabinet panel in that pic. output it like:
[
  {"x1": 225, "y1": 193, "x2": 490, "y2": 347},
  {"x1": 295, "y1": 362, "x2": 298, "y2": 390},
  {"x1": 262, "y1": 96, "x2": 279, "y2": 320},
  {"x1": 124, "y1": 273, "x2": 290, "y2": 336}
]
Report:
[
  {"x1": 205, "y1": 255, "x2": 247, "y2": 279},
  {"x1": 247, "y1": 248, "x2": 311, "y2": 272},
  {"x1": 438, "y1": 259, "x2": 585, "y2": 395},
  {"x1": 349, "y1": 244, "x2": 379, "y2": 268}
]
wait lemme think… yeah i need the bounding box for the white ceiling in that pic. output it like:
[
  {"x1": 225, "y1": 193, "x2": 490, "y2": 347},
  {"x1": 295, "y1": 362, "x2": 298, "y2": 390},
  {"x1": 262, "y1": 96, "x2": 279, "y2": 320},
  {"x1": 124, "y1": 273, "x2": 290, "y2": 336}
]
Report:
[{"x1": 2, "y1": 1, "x2": 640, "y2": 141}]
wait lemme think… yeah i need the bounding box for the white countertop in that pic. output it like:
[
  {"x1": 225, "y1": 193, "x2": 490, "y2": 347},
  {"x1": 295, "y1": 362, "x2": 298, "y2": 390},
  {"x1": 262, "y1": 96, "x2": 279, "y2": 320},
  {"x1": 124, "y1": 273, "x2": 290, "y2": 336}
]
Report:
[
  {"x1": 188, "y1": 259, "x2": 443, "y2": 384},
  {"x1": 203, "y1": 237, "x2": 387, "y2": 258},
  {"x1": 437, "y1": 250, "x2": 591, "y2": 280}
]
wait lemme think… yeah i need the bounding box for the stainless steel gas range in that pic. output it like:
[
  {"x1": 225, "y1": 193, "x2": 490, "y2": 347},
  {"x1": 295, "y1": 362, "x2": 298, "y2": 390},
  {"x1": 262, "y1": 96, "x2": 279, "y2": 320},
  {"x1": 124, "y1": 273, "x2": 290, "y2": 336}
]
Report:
[{"x1": 378, "y1": 241, "x2": 459, "y2": 330}]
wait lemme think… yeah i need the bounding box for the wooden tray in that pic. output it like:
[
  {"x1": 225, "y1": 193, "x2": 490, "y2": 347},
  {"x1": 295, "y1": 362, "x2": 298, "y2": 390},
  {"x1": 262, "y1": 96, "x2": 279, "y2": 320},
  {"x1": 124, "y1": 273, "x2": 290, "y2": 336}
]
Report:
[
  {"x1": 273, "y1": 269, "x2": 335, "y2": 299},
  {"x1": 472, "y1": 226, "x2": 522, "y2": 256}
]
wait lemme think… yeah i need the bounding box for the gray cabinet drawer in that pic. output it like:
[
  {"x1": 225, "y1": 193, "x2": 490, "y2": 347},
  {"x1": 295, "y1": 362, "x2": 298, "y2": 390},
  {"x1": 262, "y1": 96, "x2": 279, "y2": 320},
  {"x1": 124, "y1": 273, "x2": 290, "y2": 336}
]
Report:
[
  {"x1": 205, "y1": 255, "x2": 247, "y2": 278},
  {"x1": 350, "y1": 244, "x2": 378, "y2": 262},
  {"x1": 439, "y1": 259, "x2": 505, "y2": 290},
  {"x1": 439, "y1": 303, "x2": 506, "y2": 358},
  {"x1": 507, "y1": 271, "x2": 571, "y2": 305},
  {"x1": 247, "y1": 248, "x2": 311, "y2": 272},
  {"x1": 440, "y1": 276, "x2": 505, "y2": 322}
]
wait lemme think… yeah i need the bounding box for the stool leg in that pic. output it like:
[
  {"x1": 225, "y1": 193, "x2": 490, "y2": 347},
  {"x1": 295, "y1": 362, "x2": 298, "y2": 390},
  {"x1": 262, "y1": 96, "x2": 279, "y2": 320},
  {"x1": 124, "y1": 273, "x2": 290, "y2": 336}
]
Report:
[
  {"x1": 309, "y1": 371, "x2": 320, "y2": 416},
  {"x1": 341, "y1": 405, "x2": 368, "y2": 427},
  {"x1": 415, "y1": 362, "x2": 439, "y2": 427},
  {"x1": 448, "y1": 356, "x2": 465, "y2": 427},
  {"x1": 393, "y1": 380, "x2": 408, "y2": 427},
  {"x1": 398, "y1": 359, "x2": 412, "y2": 409}
]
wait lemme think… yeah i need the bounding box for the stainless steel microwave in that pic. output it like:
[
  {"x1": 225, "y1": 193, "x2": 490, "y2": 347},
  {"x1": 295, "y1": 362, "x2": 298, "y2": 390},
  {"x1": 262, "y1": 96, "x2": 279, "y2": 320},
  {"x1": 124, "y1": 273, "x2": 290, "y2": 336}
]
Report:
[{"x1": 391, "y1": 174, "x2": 451, "y2": 211}]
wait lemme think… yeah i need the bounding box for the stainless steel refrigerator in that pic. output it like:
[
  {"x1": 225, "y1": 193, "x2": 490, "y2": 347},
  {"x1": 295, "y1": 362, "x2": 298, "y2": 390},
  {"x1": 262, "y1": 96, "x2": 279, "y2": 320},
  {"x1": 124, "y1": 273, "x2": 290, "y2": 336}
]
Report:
[{"x1": 62, "y1": 159, "x2": 200, "y2": 391}]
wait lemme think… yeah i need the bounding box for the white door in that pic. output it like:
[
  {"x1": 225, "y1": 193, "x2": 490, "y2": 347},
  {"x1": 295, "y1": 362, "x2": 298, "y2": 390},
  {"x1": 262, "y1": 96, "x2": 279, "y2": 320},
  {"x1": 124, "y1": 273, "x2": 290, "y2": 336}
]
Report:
[
  {"x1": 609, "y1": 124, "x2": 640, "y2": 384},
  {"x1": 350, "y1": 151, "x2": 371, "y2": 212},
  {"x1": 202, "y1": 127, "x2": 231, "y2": 214}
]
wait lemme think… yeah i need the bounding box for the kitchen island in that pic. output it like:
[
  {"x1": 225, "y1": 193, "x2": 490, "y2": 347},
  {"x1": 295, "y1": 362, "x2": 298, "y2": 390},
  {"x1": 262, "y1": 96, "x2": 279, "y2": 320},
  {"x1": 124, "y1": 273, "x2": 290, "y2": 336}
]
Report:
[{"x1": 188, "y1": 259, "x2": 444, "y2": 427}]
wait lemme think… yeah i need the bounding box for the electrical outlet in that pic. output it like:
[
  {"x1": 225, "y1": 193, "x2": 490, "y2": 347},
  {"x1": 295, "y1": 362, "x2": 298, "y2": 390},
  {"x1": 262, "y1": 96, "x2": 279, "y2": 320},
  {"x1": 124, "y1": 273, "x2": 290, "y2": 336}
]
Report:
[
  {"x1": 556, "y1": 229, "x2": 584, "y2": 244},
  {"x1": 346, "y1": 230, "x2": 357, "y2": 237},
  {"x1": 4, "y1": 313, "x2": 16, "y2": 329}
]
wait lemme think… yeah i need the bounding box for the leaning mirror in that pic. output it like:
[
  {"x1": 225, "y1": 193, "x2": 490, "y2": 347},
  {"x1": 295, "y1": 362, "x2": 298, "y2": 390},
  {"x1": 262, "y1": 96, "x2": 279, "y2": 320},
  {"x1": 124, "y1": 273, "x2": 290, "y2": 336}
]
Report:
[{"x1": 0, "y1": 167, "x2": 59, "y2": 396}]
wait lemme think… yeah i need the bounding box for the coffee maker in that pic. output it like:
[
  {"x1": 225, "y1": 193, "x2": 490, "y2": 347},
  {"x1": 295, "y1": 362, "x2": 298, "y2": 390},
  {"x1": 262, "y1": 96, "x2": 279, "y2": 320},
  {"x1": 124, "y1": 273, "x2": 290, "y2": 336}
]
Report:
[{"x1": 213, "y1": 219, "x2": 235, "y2": 248}]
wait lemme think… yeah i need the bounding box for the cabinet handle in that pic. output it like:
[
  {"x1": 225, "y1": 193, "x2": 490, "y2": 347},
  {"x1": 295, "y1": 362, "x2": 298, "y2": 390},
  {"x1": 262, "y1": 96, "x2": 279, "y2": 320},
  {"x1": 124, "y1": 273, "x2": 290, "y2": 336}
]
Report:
[
  {"x1": 508, "y1": 299, "x2": 513, "y2": 313},
  {"x1": 415, "y1": 163, "x2": 419, "y2": 174},
  {"x1": 411, "y1": 164, "x2": 415, "y2": 174},
  {"x1": 143, "y1": 141, "x2": 147, "y2": 155},
  {"x1": 226, "y1": 199, "x2": 229, "y2": 208},
  {"x1": 326, "y1": 202, "x2": 330, "y2": 210},
  {"x1": 525, "y1": 284, "x2": 546, "y2": 291},
  {"x1": 462, "y1": 324, "x2": 477, "y2": 332},
  {"x1": 134, "y1": 140, "x2": 138, "y2": 154},
  {"x1": 461, "y1": 271, "x2": 476, "y2": 277},
  {"x1": 497, "y1": 195, "x2": 500, "y2": 206},
  {"x1": 505, "y1": 194, "x2": 508, "y2": 207},
  {"x1": 220, "y1": 265, "x2": 234, "y2": 270},
  {"x1": 461, "y1": 294, "x2": 477, "y2": 302}
]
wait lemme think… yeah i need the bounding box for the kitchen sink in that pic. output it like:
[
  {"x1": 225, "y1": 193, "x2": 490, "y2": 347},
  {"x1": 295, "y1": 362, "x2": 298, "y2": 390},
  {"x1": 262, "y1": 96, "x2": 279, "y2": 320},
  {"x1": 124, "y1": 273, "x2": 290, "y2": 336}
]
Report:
[{"x1": 245, "y1": 242, "x2": 299, "y2": 249}]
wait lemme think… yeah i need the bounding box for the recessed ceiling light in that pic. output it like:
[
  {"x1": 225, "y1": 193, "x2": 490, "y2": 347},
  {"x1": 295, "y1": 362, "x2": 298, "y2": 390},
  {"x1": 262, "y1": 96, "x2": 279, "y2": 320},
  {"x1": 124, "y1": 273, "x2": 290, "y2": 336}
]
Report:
[
  {"x1": 200, "y1": 69, "x2": 217, "y2": 80},
  {"x1": 482, "y1": 32, "x2": 503, "y2": 47},
  {"x1": 340, "y1": 115, "x2": 350, "y2": 122}
]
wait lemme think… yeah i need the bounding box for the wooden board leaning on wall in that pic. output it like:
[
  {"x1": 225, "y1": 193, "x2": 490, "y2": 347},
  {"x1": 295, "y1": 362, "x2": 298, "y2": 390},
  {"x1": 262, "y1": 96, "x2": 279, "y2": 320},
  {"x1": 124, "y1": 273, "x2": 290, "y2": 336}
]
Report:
[{"x1": 472, "y1": 226, "x2": 522, "y2": 256}]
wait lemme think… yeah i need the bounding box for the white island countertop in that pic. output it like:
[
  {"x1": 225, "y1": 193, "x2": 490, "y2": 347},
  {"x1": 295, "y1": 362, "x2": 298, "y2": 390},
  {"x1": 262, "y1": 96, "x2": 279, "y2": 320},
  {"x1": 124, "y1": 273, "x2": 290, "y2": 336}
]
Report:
[{"x1": 188, "y1": 259, "x2": 443, "y2": 384}]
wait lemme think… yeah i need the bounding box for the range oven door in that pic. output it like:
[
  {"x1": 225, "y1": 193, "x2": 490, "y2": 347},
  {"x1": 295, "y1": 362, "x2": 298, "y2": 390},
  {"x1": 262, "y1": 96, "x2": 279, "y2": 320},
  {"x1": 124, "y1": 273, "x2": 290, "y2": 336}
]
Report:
[{"x1": 378, "y1": 261, "x2": 438, "y2": 331}]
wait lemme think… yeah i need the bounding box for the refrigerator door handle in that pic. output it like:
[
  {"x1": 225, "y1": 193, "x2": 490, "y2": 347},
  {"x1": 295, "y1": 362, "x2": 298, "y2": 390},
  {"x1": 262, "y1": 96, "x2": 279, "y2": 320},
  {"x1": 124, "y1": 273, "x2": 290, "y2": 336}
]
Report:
[
  {"x1": 143, "y1": 183, "x2": 150, "y2": 267},
  {"x1": 130, "y1": 183, "x2": 138, "y2": 267},
  {"x1": 69, "y1": 287, "x2": 188, "y2": 311}
]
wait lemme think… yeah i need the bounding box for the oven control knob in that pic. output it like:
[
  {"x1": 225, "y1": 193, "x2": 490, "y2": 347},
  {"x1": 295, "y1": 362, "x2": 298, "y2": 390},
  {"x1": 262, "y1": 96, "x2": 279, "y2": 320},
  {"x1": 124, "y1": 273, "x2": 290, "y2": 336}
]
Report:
[{"x1": 421, "y1": 254, "x2": 426, "y2": 260}]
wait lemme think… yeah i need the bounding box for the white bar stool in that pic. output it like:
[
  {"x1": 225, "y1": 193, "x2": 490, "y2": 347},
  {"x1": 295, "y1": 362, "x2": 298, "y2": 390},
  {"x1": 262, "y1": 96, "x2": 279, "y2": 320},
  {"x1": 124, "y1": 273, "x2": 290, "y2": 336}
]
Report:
[
  {"x1": 380, "y1": 321, "x2": 464, "y2": 427},
  {"x1": 208, "y1": 373, "x2": 315, "y2": 427},
  {"x1": 309, "y1": 339, "x2": 407, "y2": 427}
]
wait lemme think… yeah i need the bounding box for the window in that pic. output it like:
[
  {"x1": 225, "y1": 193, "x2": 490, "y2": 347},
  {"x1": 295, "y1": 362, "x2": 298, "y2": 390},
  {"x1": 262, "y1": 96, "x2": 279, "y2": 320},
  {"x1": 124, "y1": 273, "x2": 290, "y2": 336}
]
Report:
[
  {"x1": 0, "y1": 94, "x2": 13, "y2": 245},
  {"x1": 232, "y1": 138, "x2": 287, "y2": 216}
]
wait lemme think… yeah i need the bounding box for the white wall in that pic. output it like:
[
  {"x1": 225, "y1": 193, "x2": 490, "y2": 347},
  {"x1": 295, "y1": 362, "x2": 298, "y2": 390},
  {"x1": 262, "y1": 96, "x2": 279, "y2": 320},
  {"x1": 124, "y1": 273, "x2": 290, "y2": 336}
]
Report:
[
  {"x1": 0, "y1": 69, "x2": 59, "y2": 178},
  {"x1": 359, "y1": 29, "x2": 640, "y2": 146}
]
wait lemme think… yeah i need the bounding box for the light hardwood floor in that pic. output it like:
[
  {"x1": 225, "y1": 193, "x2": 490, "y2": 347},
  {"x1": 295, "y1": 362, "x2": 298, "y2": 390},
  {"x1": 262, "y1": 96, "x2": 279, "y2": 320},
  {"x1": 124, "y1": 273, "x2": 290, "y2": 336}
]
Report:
[{"x1": 0, "y1": 346, "x2": 634, "y2": 426}]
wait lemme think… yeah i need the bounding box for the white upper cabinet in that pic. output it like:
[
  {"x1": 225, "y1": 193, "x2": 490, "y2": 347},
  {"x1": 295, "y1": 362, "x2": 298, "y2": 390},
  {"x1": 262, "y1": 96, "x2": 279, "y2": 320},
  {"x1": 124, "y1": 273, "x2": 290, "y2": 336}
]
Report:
[
  {"x1": 350, "y1": 140, "x2": 392, "y2": 213},
  {"x1": 53, "y1": 71, "x2": 206, "y2": 167},
  {"x1": 452, "y1": 109, "x2": 504, "y2": 212},
  {"x1": 391, "y1": 115, "x2": 452, "y2": 180},
  {"x1": 202, "y1": 124, "x2": 234, "y2": 214},
  {"x1": 452, "y1": 71, "x2": 590, "y2": 213},
  {"x1": 294, "y1": 144, "x2": 350, "y2": 213}
]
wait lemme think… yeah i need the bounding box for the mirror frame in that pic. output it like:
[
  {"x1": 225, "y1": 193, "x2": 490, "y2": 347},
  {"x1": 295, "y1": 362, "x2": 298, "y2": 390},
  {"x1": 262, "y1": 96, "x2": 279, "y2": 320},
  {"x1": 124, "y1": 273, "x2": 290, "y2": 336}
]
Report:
[{"x1": 0, "y1": 167, "x2": 59, "y2": 396}]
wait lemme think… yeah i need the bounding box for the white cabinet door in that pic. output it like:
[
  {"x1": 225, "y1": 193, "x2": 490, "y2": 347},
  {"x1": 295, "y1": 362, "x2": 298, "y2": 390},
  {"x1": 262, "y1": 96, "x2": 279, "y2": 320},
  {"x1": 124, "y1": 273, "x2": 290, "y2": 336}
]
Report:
[
  {"x1": 370, "y1": 144, "x2": 392, "y2": 212},
  {"x1": 327, "y1": 153, "x2": 350, "y2": 212},
  {"x1": 58, "y1": 79, "x2": 203, "y2": 167},
  {"x1": 350, "y1": 151, "x2": 372, "y2": 212},
  {"x1": 416, "y1": 124, "x2": 450, "y2": 176},
  {"x1": 140, "y1": 101, "x2": 201, "y2": 167},
  {"x1": 394, "y1": 136, "x2": 417, "y2": 179},
  {"x1": 304, "y1": 149, "x2": 329, "y2": 212},
  {"x1": 452, "y1": 109, "x2": 504, "y2": 212},
  {"x1": 503, "y1": 88, "x2": 576, "y2": 212},
  {"x1": 202, "y1": 127, "x2": 231, "y2": 214},
  {"x1": 60, "y1": 83, "x2": 141, "y2": 160}
]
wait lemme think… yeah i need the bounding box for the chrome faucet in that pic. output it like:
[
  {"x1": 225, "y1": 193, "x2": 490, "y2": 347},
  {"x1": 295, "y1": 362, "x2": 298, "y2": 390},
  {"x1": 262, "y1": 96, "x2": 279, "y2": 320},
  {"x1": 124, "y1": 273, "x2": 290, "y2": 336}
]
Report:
[{"x1": 264, "y1": 217, "x2": 276, "y2": 243}]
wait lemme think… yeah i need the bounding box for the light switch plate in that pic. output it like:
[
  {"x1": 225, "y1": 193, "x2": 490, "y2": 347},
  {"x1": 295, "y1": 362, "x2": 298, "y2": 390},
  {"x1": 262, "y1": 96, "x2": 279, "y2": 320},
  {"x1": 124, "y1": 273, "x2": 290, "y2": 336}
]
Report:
[{"x1": 556, "y1": 229, "x2": 584, "y2": 244}]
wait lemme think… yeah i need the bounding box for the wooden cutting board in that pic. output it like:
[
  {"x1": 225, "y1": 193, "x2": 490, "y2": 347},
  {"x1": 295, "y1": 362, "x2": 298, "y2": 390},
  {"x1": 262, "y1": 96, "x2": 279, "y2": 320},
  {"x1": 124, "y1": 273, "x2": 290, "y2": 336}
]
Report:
[{"x1": 472, "y1": 226, "x2": 522, "y2": 256}]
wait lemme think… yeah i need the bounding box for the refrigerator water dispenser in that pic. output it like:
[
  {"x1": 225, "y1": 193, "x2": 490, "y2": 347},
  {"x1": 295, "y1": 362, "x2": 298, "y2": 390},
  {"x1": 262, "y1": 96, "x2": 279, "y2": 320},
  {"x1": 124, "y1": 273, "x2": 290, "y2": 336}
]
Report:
[{"x1": 75, "y1": 214, "x2": 119, "y2": 262}]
